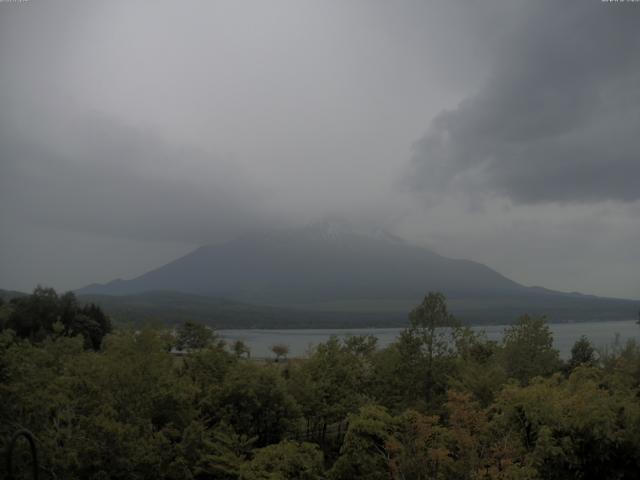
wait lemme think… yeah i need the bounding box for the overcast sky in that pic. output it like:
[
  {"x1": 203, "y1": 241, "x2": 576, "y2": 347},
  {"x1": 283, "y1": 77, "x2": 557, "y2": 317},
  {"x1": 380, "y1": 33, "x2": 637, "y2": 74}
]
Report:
[{"x1": 1, "y1": 0, "x2": 639, "y2": 299}]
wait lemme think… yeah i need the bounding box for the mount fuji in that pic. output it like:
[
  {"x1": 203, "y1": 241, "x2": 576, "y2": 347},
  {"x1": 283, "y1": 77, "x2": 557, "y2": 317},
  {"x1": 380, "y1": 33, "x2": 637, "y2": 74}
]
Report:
[{"x1": 77, "y1": 222, "x2": 639, "y2": 325}]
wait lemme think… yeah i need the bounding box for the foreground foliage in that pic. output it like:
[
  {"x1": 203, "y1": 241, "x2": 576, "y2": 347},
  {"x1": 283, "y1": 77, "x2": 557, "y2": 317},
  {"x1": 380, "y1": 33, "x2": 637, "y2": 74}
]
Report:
[{"x1": 1, "y1": 290, "x2": 640, "y2": 479}]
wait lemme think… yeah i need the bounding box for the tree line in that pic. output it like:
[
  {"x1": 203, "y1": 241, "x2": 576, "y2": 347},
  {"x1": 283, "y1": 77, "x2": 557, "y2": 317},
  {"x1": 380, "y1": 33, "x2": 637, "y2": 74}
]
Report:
[
  {"x1": 0, "y1": 286, "x2": 112, "y2": 350},
  {"x1": 1, "y1": 289, "x2": 640, "y2": 479}
]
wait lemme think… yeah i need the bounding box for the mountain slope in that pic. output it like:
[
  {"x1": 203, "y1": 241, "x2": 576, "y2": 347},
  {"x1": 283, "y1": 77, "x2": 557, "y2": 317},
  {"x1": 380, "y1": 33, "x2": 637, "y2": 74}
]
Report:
[
  {"x1": 77, "y1": 222, "x2": 525, "y2": 302},
  {"x1": 76, "y1": 223, "x2": 639, "y2": 324}
]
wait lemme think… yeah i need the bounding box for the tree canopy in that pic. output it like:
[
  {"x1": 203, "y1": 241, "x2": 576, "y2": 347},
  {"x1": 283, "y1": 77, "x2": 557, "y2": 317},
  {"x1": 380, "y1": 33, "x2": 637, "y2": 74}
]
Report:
[
  {"x1": 2, "y1": 292, "x2": 640, "y2": 479},
  {"x1": 5, "y1": 286, "x2": 111, "y2": 350}
]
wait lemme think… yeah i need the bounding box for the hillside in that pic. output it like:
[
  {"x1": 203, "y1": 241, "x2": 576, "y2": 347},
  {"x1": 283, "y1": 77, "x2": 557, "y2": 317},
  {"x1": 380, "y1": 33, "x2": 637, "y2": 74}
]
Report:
[
  {"x1": 74, "y1": 289, "x2": 639, "y2": 328},
  {"x1": 77, "y1": 290, "x2": 405, "y2": 329}
]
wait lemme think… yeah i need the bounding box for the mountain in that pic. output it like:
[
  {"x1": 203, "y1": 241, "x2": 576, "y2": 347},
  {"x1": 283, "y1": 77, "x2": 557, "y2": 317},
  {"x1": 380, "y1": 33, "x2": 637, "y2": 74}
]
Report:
[
  {"x1": 78, "y1": 222, "x2": 522, "y2": 301},
  {"x1": 77, "y1": 222, "x2": 640, "y2": 324}
]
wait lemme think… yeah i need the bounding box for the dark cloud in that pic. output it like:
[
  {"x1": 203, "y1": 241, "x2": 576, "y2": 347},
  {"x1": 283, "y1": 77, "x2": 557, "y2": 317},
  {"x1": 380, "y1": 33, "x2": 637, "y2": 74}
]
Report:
[{"x1": 409, "y1": 1, "x2": 640, "y2": 204}]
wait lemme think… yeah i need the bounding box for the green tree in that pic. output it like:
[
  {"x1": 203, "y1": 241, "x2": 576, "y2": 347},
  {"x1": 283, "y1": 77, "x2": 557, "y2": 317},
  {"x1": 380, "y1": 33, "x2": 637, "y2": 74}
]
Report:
[
  {"x1": 170, "y1": 420, "x2": 255, "y2": 479},
  {"x1": 271, "y1": 343, "x2": 289, "y2": 362},
  {"x1": 62, "y1": 329, "x2": 195, "y2": 479},
  {"x1": 387, "y1": 409, "x2": 453, "y2": 480},
  {"x1": 568, "y1": 335, "x2": 597, "y2": 370},
  {"x1": 501, "y1": 314, "x2": 560, "y2": 384},
  {"x1": 175, "y1": 320, "x2": 215, "y2": 351},
  {"x1": 5, "y1": 287, "x2": 111, "y2": 350},
  {"x1": 0, "y1": 298, "x2": 11, "y2": 331},
  {"x1": 288, "y1": 336, "x2": 363, "y2": 444},
  {"x1": 240, "y1": 440, "x2": 323, "y2": 480},
  {"x1": 7, "y1": 286, "x2": 60, "y2": 341},
  {"x1": 380, "y1": 292, "x2": 460, "y2": 409},
  {"x1": 494, "y1": 368, "x2": 640, "y2": 479},
  {"x1": 329, "y1": 405, "x2": 393, "y2": 480},
  {"x1": 407, "y1": 292, "x2": 457, "y2": 367},
  {"x1": 204, "y1": 362, "x2": 300, "y2": 446},
  {"x1": 343, "y1": 334, "x2": 378, "y2": 357},
  {"x1": 181, "y1": 342, "x2": 237, "y2": 395},
  {"x1": 450, "y1": 328, "x2": 506, "y2": 406},
  {"x1": 232, "y1": 339, "x2": 251, "y2": 359},
  {"x1": 77, "y1": 302, "x2": 112, "y2": 348},
  {"x1": 68, "y1": 314, "x2": 103, "y2": 350}
]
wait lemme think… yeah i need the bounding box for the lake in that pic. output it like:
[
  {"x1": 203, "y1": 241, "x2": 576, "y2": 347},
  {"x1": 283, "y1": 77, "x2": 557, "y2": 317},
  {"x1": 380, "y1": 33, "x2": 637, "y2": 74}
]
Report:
[{"x1": 220, "y1": 320, "x2": 640, "y2": 359}]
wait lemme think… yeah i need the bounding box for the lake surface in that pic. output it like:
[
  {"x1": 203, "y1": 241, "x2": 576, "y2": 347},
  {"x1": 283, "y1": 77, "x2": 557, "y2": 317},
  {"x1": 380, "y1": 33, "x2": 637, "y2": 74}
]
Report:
[{"x1": 220, "y1": 320, "x2": 640, "y2": 359}]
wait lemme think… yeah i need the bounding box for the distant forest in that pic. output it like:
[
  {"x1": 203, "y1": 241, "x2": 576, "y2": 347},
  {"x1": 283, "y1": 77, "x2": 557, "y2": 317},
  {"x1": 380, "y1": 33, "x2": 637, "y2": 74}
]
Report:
[
  {"x1": 4, "y1": 285, "x2": 638, "y2": 331},
  {"x1": 2, "y1": 288, "x2": 640, "y2": 479}
]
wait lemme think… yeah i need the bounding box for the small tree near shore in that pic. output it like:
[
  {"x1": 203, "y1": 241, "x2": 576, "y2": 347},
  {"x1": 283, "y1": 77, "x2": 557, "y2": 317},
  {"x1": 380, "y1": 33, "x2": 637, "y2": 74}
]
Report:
[
  {"x1": 232, "y1": 339, "x2": 251, "y2": 359},
  {"x1": 271, "y1": 343, "x2": 290, "y2": 362}
]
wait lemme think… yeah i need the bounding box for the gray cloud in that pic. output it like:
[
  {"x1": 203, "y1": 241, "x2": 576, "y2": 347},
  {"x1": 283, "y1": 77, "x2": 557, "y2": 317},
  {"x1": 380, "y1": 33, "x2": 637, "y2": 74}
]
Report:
[
  {"x1": 0, "y1": 0, "x2": 638, "y2": 298},
  {"x1": 409, "y1": 1, "x2": 640, "y2": 204},
  {"x1": 0, "y1": 111, "x2": 273, "y2": 244}
]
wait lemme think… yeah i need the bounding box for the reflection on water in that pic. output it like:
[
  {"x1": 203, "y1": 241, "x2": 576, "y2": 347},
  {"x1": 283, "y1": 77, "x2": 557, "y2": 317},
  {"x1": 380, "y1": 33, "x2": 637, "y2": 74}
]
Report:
[{"x1": 220, "y1": 320, "x2": 640, "y2": 359}]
